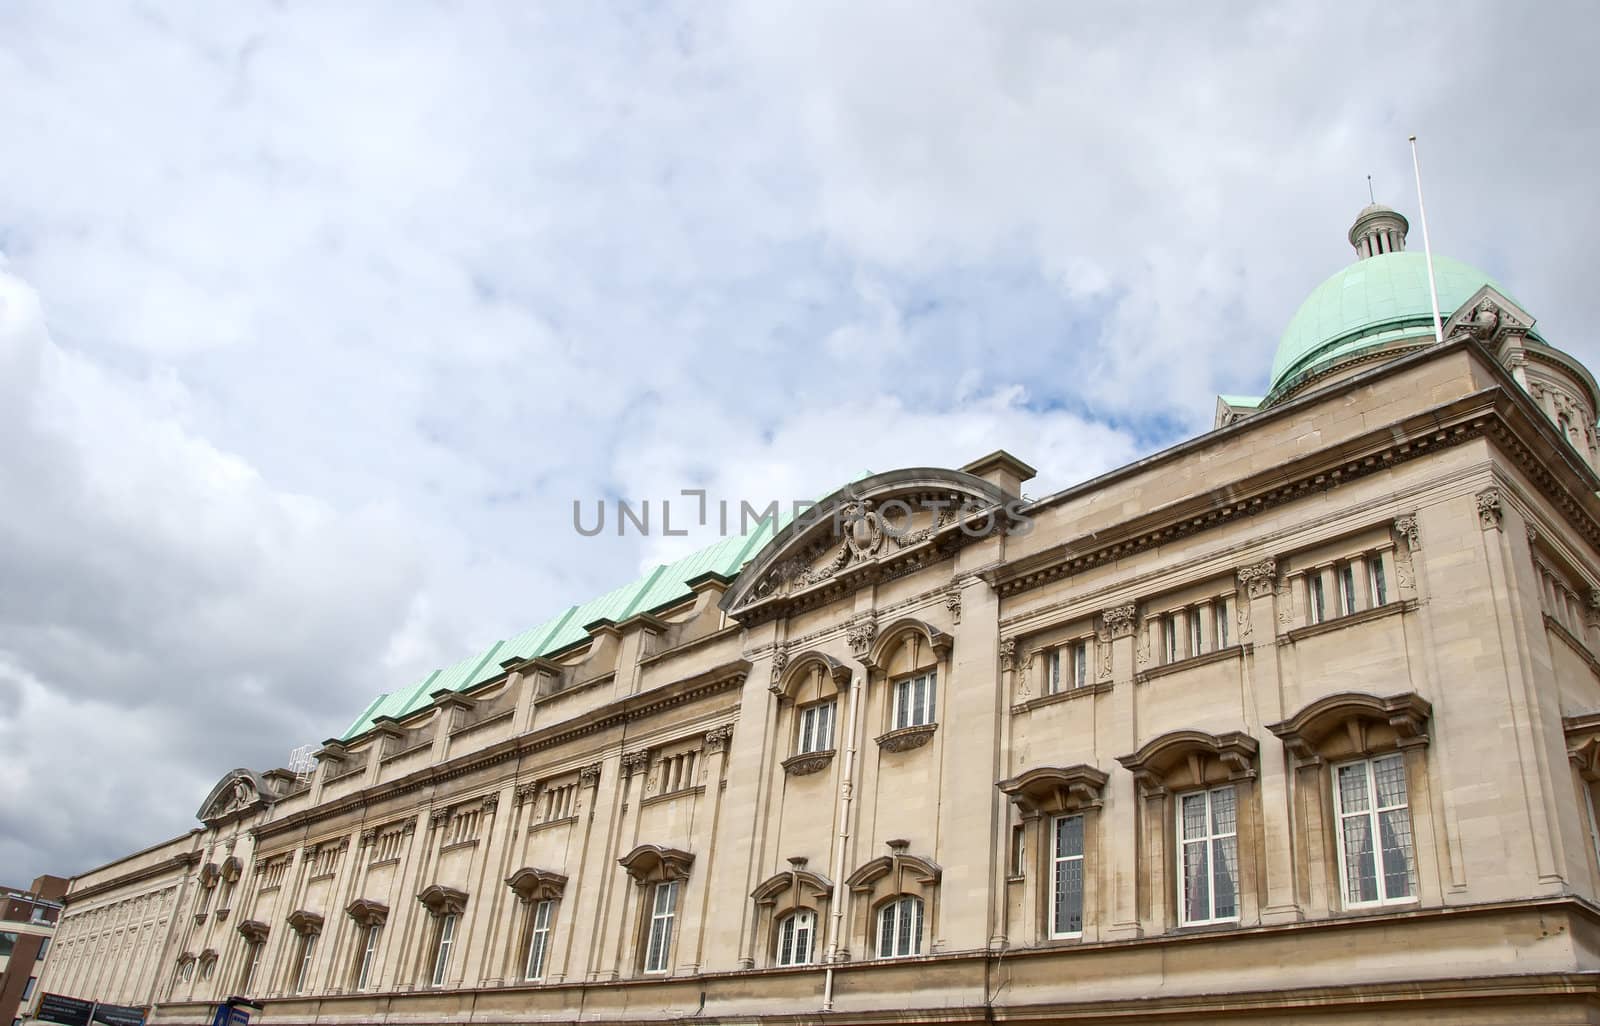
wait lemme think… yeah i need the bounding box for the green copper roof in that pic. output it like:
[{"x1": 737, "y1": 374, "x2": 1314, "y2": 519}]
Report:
[
  {"x1": 338, "y1": 517, "x2": 784, "y2": 742},
  {"x1": 1269, "y1": 252, "x2": 1523, "y2": 393}
]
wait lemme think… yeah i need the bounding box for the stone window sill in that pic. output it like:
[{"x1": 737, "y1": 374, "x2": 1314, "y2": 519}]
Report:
[
  {"x1": 642, "y1": 784, "x2": 706, "y2": 808},
  {"x1": 1013, "y1": 681, "x2": 1113, "y2": 713},
  {"x1": 1281, "y1": 599, "x2": 1415, "y2": 645},
  {"x1": 875, "y1": 723, "x2": 938, "y2": 753},
  {"x1": 782, "y1": 750, "x2": 836, "y2": 777},
  {"x1": 528, "y1": 815, "x2": 579, "y2": 835},
  {"x1": 369, "y1": 857, "x2": 400, "y2": 869},
  {"x1": 1137, "y1": 644, "x2": 1246, "y2": 684},
  {"x1": 440, "y1": 839, "x2": 479, "y2": 853}
]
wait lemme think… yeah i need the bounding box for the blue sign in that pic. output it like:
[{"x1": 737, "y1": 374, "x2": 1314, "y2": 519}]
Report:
[{"x1": 210, "y1": 1007, "x2": 249, "y2": 1026}]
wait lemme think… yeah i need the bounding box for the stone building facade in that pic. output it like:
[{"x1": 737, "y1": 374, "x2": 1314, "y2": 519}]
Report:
[{"x1": 32, "y1": 208, "x2": 1600, "y2": 1023}]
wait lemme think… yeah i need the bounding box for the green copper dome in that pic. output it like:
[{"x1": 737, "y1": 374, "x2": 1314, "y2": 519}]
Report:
[{"x1": 1269, "y1": 251, "x2": 1518, "y2": 394}]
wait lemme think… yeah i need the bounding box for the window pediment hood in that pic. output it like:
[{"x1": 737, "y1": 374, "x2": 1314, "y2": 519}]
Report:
[
  {"x1": 619, "y1": 844, "x2": 694, "y2": 884},
  {"x1": 236, "y1": 919, "x2": 270, "y2": 943},
  {"x1": 997, "y1": 764, "x2": 1110, "y2": 815},
  {"x1": 1116, "y1": 730, "x2": 1259, "y2": 794},
  {"x1": 845, "y1": 842, "x2": 940, "y2": 892},
  {"x1": 505, "y1": 867, "x2": 569, "y2": 903},
  {"x1": 345, "y1": 898, "x2": 389, "y2": 927},
  {"x1": 416, "y1": 884, "x2": 468, "y2": 916},
  {"x1": 721, "y1": 468, "x2": 1018, "y2": 623},
  {"x1": 1267, "y1": 691, "x2": 1432, "y2": 762},
  {"x1": 772, "y1": 651, "x2": 852, "y2": 698},
  {"x1": 751, "y1": 864, "x2": 834, "y2": 906},
  {"x1": 286, "y1": 909, "x2": 324, "y2": 936}
]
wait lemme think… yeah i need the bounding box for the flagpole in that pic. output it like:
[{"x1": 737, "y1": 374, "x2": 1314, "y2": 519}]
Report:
[{"x1": 1409, "y1": 135, "x2": 1444, "y2": 345}]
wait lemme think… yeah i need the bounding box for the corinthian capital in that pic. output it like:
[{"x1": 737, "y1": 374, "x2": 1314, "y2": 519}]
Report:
[{"x1": 1236, "y1": 558, "x2": 1278, "y2": 600}]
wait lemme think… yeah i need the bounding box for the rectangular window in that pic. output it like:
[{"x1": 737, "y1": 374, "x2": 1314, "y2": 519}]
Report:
[
  {"x1": 20, "y1": 978, "x2": 36, "y2": 1002},
  {"x1": 644, "y1": 881, "x2": 678, "y2": 974},
  {"x1": 797, "y1": 701, "x2": 835, "y2": 754},
  {"x1": 893, "y1": 671, "x2": 937, "y2": 729},
  {"x1": 1163, "y1": 613, "x2": 1179, "y2": 664},
  {"x1": 1339, "y1": 564, "x2": 1358, "y2": 615},
  {"x1": 1334, "y1": 755, "x2": 1417, "y2": 907},
  {"x1": 1178, "y1": 785, "x2": 1239, "y2": 926},
  {"x1": 525, "y1": 899, "x2": 554, "y2": 981},
  {"x1": 1071, "y1": 640, "x2": 1089, "y2": 689},
  {"x1": 1370, "y1": 557, "x2": 1388, "y2": 606},
  {"x1": 243, "y1": 940, "x2": 263, "y2": 993},
  {"x1": 36, "y1": 936, "x2": 49, "y2": 960},
  {"x1": 1188, "y1": 611, "x2": 1203, "y2": 657},
  {"x1": 1215, "y1": 599, "x2": 1230, "y2": 649},
  {"x1": 430, "y1": 914, "x2": 457, "y2": 988},
  {"x1": 294, "y1": 934, "x2": 317, "y2": 994},
  {"x1": 1308, "y1": 574, "x2": 1327, "y2": 624},
  {"x1": 1045, "y1": 648, "x2": 1062, "y2": 695},
  {"x1": 356, "y1": 924, "x2": 381, "y2": 991},
  {"x1": 0, "y1": 932, "x2": 15, "y2": 959},
  {"x1": 1051, "y1": 814, "x2": 1085, "y2": 937},
  {"x1": 1009, "y1": 824, "x2": 1026, "y2": 877}
]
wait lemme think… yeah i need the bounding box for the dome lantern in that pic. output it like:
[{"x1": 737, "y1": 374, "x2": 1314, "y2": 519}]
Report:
[{"x1": 1347, "y1": 203, "x2": 1408, "y2": 260}]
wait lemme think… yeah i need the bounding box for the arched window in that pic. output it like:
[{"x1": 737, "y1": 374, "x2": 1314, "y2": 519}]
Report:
[
  {"x1": 774, "y1": 910, "x2": 816, "y2": 967},
  {"x1": 875, "y1": 896, "x2": 923, "y2": 959}
]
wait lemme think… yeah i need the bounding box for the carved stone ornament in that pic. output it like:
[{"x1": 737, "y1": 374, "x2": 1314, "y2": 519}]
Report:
[
  {"x1": 286, "y1": 909, "x2": 325, "y2": 937},
  {"x1": 236, "y1": 919, "x2": 270, "y2": 943},
  {"x1": 1236, "y1": 558, "x2": 1279, "y2": 600},
  {"x1": 997, "y1": 764, "x2": 1111, "y2": 815},
  {"x1": 781, "y1": 750, "x2": 835, "y2": 777},
  {"x1": 704, "y1": 724, "x2": 735, "y2": 753},
  {"x1": 515, "y1": 782, "x2": 541, "y2": 804},
  {"x1": 1394, "y1": 514, "x2": 1421, "y2": 551},
  {"x1": 945, "y1": 588, "x2": 962, "y2": 624},
  {"x1": 480, "y1": 794, "x2": 500, "y2": 814},
  {"x1": 999, "y1": 637, "x2": 1017, "y2": 672},
  {"x1": 345, "y1": 898, "x2": 389, "y2": 927},
  {"x1": 621, "y1": 750, "x2": 652, "y2": 775},
  {"x1": 1477, "y1": 487, "x2": 1504, "y2": 531},
  {"x1": 505, "y1": 867, "x2": 568, "y2": 903},
  {"x1": 846, "y1": 618, "x2": 877, "y2": 658},
  {"x1": 579, "y1": 762, "x2": 603, "y2": 787},
  {"x1": 428, "y1": 807, "x2": 452, "y2": 830},
  {"x1": 1526, "y1": 523, "x2": 1540, "y2": 545},
  {"x1": 769, "y1": 646, "x2": 790, "y2": 688},
  {"x1": 1101, "y1": 603, "x2": 1138, "y2": 640},
  {"x1": 618, "y1": 844, "x2": 695, "y2": 884},
  {"x1": 841, "y1": 500, "x2": 884, "y2": 560},
  {"x1": 875, "y1": 723, "x2": 938, "y2": 753}
]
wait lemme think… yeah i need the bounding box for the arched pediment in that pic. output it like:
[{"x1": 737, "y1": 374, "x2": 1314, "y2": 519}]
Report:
[
  {"x1": 722, "y1": 468, "x2": 1017, "y2": 622},
  {"x1": 845, "y1": 843, "x2": 941, "y2": 893},
  {"x1": 1116, "y1": 729, "x2": 1259, "y2": 795},
  {"x1": 1267, "y1": 691, "x2": 1432, "y2": 763},
  {"x1": 198, "y1": 863, "x2": 220, "y2": 888},
  {"x1": 196, "y1": 769, "x2": 273, "y2": 825},
  {"x1": 220, "y1": 856, "x2": 241, "y2": 882},
  {"x1": 772, "y1": 651, "x2": 852, "y2": 700},
  {"x1": 199, "y1": 949, "x2": 217, "y2": 963},
  {"x1": 236, "y1": 919, "x2": 269, "y2": 943},
  {"x1": 751, "y1": 864, "x2": 834, "y2": 906},
  {"x1": 416, "y1": 884, "x2": 468, "y2": 917},
  {"x1": 997, "y1": 764, "x2": 1109, "y2": 816},
  {"x1": 286, "y1": 909, "x2": 324, "y2": 936},
  {"x1": 345, "y1": 898, "x2": 389, "y2": 927},
  {"x1": 868, "y1": 617, "x2": 953, "y2": 673},
  {"x1": 176, "y1": 951, "x2": 196, "y2": 966},
  {"x1": 505, "y1": 867, "x2": 569, "y2": 903},
  {"x1": 618, "y1": 844, "x2": 694, "y2": 884}
]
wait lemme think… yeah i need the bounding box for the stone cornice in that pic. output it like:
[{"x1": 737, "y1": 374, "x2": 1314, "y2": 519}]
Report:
[
  {"x1": 66, "y1": 850, "x2": 204, "y2": 905},
  {"x1": 253, "y1": 660, "x2": 749, "y2": 842},
  {"x1": 987, "y1": 385, "x2": 1600, "y2": 602}
]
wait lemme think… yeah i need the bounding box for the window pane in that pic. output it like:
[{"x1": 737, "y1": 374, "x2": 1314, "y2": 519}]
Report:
[
  {"x1": 1341, "y1": 815, "x2": 1378, "y2": 904},
  {"x1": 1378, "y1": 808, "x2": 1416, "y2": 899},
  {"x1": 1337, "y1": 764, "x2": 1370, "y2": 813},
  {"x1": 1210, "y1": 786, "x2": 1237, "y2": 836},
  {"x1": 897, "y1": 897, "x2": 912, "y2": 954},
  {"x1": 878, "y1": 904, "x2": 894, "y2": 957},
  {"x1": 1212, "y1": 835, "x2": 1238, "y2": 919},
  {"x1": 1055, "y1": 815, "x2": 1084, "y2": 858},
  {"x1": 1180, "y1": 793, "x2": 1207, "y2": 840},
  {"x1": 1372, "y1": 755, "x2": 1407, "y2": 808},
  {"x1": 1371, "y1": 559, "x2": 1388, "y2": 605},
  {"x1": 1182, "y1": 840, "x2": 1210, "y2": 922},
  {"x1": 895, "y1": 681, "x2": 910, "y2": 729}
]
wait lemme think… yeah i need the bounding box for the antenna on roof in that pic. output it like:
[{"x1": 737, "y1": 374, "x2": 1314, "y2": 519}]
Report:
[
  {"x1": 1367, "y1": 174, "x2": 1375, "y2": 204},
  {"x1": 1408, "y1": 135, "x2": 1445, "y2": 345}
]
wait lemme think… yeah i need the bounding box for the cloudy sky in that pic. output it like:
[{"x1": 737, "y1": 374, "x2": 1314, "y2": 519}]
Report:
[{"x1": 2, "y1": 1, "x2": 1596, "y2": 882}]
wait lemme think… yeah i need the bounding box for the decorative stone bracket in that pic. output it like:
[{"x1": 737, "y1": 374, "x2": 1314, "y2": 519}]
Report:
[
  {"x1": 618, "y1": 844, "x2": 695, "y2": 884},
  {"x1": 997, "y1": 764, "x2": 1110, "y2": 816},
  {"x1": 505, "y1": 867, "x2": 568, "y2": 904},
  {"x1": 416, "y1": 884, "x2": 468, "y2": 917}
]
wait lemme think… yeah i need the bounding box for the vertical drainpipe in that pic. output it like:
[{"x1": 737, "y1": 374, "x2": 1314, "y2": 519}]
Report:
[{"x1": 822, "y1": 669, "x2": 865, "y2": 1012}]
